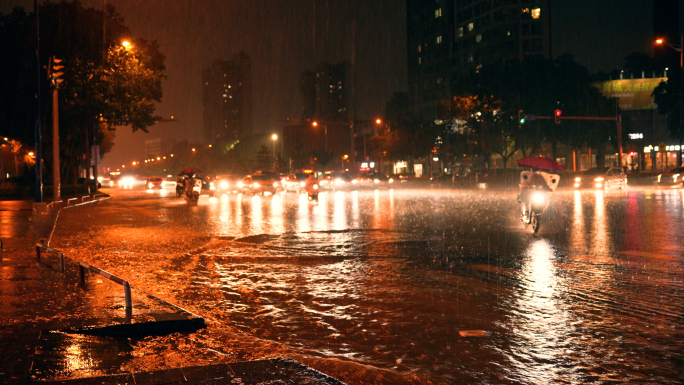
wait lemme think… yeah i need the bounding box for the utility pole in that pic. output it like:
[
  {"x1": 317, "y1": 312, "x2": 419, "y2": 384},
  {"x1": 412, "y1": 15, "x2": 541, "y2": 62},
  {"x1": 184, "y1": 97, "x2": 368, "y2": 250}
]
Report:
[
  {"x1": 522, "y1": 112, "x2": 624, "y2": 167},
  {"x1": 33, "y1": 0, "x2": 43, "y2": 203}
]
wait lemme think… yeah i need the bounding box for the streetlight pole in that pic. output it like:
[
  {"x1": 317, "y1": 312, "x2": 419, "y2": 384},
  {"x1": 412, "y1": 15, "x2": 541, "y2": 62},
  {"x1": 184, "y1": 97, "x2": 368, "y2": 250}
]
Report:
[{"x1": 271, "y1": 133, "x2": 278, "y2": 171}]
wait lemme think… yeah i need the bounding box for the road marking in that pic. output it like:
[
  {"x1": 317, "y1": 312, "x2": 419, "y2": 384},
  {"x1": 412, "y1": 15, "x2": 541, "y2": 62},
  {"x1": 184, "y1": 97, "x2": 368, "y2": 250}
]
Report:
[
  {"x1": 459, "y1": 330, "x2": 487, "y2": 337},
  {"x1": 618, "y1": 250, "x2": 672, "y2": 259},
  {"x1": 659, "y1": 246, "x2": 684, "y2": 252},
  {"x1": 469, "y1": 264, "x2": 516, "y2": 276}
]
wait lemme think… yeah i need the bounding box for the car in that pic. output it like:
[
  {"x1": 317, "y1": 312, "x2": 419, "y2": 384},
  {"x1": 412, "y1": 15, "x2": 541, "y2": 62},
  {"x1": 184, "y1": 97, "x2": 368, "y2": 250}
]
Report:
[
  {"x1": 214, "y1": 174, "x2": 240, "y2": 193},
  {"x1": 282, "y1": 173, "x2": 308, "y2": 192},
  {"x1": 389, "y1": 174, "x2": 410, "y2": 184},
  {"x1": 574, "y1": 167, "x2": 627, "y2": 189},
  {"x1": 240, "y1": 174, "x2": 279, "y2": 195},
  {"x1": 331, "y1": 173, "x2": 353, "y2": 190},
  {"x1": 656, "y1": 166, "x2": 684, "y2": 188},
  {"x1": 368, "y1": 172, "x2": 394, "y2": 188},
  {"x1": 146, "y1": 176, "x2": 164, "y2": 189},
  {"x1": 175, "y1": 175, "x2": 215, "y2": 197}
]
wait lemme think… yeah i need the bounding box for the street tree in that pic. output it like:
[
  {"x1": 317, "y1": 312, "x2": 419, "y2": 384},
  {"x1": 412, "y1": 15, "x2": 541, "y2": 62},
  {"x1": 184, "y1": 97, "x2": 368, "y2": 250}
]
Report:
[{"x1": 0, "y1": 1, "x2": 166, "y2": 184}]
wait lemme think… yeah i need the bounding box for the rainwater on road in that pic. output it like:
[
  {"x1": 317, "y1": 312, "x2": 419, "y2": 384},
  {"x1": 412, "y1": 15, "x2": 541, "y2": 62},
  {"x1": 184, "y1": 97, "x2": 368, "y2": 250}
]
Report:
[{"x1": 50, "y1": 186, "x2": 684, "y2": 384}]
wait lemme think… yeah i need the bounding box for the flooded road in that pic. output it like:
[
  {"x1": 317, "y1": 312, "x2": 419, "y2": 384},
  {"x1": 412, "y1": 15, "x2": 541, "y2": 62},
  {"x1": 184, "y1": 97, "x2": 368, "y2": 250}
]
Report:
[{"x1": 50, "y1": 186, "x2": 684, "y2": 384}]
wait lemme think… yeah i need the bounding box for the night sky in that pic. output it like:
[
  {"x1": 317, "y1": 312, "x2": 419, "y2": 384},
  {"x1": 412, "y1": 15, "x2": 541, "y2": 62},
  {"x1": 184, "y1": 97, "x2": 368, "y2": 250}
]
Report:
[
  {"x1": 2, "y1": 0, "x2": 407, "y2": 171},
  {"x1": 1, "y1": 1, "x2": 657, "y2": 171}
]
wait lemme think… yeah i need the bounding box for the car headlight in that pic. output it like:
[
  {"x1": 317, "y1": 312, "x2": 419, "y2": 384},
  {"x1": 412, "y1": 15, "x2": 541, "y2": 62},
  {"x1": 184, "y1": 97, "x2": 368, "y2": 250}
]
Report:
[
  {"x1": 594, "y1": 177, "x2": 604, "y2": 182},
  {"x1": 352, "y1": 180, "x2": 358, "y2": 184},
  {"x1": 148, "y1": 183, "x2": 152, "y2": 189},
  {"x1": 674, "y1": 174, "x2": 680, "y2": 182},
  {"x1": 657, "y1": 175, "x2": 662, "y2": 182},
  {"x1": 220, "y1": 181, "x2": 229, "y2": 190},
  {"x1": 313, "y1": 184, "x2": 319, "y2": 190},
  {"x1": 374, "y1": 179, "x2": 380, "y2": 183},
  {"x1": 273, "y1": 182, "x2": 279, "y2": 188},
  {"x1": 575, "y1": 177, "x2": 581, "y2": 182},
  {"x1": 531, "y1": 192, "x2": 546, "y2": 206},
  {"x1": 574, "y1": 183, "x2": 580, "y2": 188},
  {"x1": 254, "y1": 182, "x2": 260, "y2": 188},
  {"x1": 300, "y1": 181, "x2": 306, "y2": 188},
  {"x1": 388, "y1": 178, "x2": 394, "y2": 183}
]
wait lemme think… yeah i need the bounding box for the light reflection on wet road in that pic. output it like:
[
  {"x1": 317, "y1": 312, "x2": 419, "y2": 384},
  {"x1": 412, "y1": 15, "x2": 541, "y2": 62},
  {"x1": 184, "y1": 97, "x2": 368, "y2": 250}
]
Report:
[{"x1": 51, "y1": 187, "x2": 684, "y2": 384}]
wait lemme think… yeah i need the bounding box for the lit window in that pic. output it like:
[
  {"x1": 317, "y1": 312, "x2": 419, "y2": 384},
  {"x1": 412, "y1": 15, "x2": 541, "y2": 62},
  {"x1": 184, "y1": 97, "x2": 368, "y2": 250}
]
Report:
[
  {"x1": 531, "y1": 8, "x2": 541, "y2": 19},
  {"x1": 468, "y1": 22, "x2": 474, "y2": 31},
  {"x1": 435, "y1": 8, "x2": 442, "y2": 18},
  {"x1": 475, "y1": 34, "x2": 482, "y2": 43},
  {"x1": 467, "y1": 53, "x2": 473, "y2": 62},
  {"x1": 418, "y1": 57, "x2": 422, "y2": 65},
  {"x1": 418, "y1": 44, "x2": 421, "y2": 52},
  {"x1": 458, "y1": 27, "x2": 464, "y2": 37},
  {"x1": 436, "y1": 35, "x2": 443, "y2": 44}
]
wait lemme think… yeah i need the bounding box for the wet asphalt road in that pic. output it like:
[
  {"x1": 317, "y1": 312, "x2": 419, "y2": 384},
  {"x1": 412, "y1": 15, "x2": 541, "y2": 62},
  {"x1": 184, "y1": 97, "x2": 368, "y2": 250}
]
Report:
[{"x1": 48, "y1": 184, "x2": 684, "y2": 384}]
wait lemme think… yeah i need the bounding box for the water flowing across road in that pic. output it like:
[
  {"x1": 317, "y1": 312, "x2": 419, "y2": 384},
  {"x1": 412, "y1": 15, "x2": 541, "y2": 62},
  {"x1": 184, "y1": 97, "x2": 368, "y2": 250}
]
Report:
[{"x1": 51, "y1": 187, "x2": 684, "y2": 384}]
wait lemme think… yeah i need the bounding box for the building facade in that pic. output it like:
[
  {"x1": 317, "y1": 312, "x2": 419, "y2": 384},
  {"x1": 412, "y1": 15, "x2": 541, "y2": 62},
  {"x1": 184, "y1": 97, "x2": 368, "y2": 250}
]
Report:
[
  {"x1": 202, "y1": 54, "x2": 253, "y2": 151},
  {"x1": 407, "y1": 0, "x2": 551, "y2": 119}
]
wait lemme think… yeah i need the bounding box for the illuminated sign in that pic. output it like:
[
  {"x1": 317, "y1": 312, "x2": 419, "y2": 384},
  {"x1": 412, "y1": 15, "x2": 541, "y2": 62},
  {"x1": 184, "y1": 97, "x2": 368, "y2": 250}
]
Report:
[
  {"x1": 628, "y1": 133, "x2": 643, "y2": 139},
  {"x1": 594, "y1": 78, "x2": 666, "y2": 110}
]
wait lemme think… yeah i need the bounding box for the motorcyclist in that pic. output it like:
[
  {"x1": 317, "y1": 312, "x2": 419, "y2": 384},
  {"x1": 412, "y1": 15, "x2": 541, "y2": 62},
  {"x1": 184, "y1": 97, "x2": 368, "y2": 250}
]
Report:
[
  {"x1": 304, "y1": 173, "x2": 319, "y2": 200},
  {"x1": 518, "y1": 169, "x2": 559, "y2": 223},
  {"x1": 184, "y1": 173, "x2": 202, "y2": 200}
]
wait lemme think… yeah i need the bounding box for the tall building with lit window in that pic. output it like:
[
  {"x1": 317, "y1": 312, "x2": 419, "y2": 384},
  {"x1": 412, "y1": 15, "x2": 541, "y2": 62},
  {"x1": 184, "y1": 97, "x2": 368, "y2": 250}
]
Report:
[
  {"x1": 407, "y1": 0, "x2": 550, "y2": 119},
  {"x1": 202, "y1": 53, "x2": 253, "y2": 150},
  {"x1": 300, "y1": 61, "x2": 351, "y2": 123}
]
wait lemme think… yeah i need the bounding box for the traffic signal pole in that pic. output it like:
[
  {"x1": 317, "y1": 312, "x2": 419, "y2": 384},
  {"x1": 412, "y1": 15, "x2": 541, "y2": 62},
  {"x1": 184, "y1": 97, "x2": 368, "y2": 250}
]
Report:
[{"x1": 520, "y1": 113, "x2": 623, "y2": 167}]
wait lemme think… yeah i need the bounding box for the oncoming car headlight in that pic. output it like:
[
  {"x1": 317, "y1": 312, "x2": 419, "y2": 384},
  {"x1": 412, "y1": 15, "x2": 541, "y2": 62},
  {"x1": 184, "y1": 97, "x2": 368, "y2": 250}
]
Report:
[
  {"x1": 594, "y1": 177, "x2": 604, "y2": 182},
  {"x1": 575, "y1": 177, "x2": 581, "y2": 182},
  {"x1": 209, "y1": 182, "x2": 216, "y2": 190},
  {"x1": 220, "y1": 180, "x2": 229, "y2": 190}
]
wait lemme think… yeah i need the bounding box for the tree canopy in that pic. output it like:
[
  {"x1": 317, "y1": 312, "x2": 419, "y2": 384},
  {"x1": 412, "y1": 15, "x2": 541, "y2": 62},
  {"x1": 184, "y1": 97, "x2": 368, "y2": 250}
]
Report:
[{"x1": 0, "y1": 0, "x2": 166, "y2": 183}]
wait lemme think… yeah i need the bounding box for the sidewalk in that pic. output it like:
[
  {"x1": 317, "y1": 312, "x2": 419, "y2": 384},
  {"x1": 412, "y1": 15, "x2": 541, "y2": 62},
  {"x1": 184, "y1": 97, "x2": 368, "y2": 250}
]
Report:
[{"x1": 0, "y1": 197, "x2": 344, "y2": 384}]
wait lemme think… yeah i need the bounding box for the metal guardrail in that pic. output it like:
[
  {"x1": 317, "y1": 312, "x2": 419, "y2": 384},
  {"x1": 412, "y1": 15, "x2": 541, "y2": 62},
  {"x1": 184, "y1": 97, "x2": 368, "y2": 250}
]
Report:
[
  {"x1": 79, "y1": 262, "x2": 132, "y2": 310},
  {"x1": 35, "y1": 241, "x2": 65, "y2": 272},
  {"x1": 35, "y1": 241, "x2": 132, "y2": 312}
]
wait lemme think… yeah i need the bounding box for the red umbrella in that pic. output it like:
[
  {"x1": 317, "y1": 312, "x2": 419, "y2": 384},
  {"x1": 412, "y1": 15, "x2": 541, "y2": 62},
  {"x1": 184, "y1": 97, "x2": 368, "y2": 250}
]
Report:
[
  {"x1": 516, "y1": 156, "x2": 566, "y2": 171},
  {"x1": 178, "y1": 167, "x2": 204, "y2": 176}
]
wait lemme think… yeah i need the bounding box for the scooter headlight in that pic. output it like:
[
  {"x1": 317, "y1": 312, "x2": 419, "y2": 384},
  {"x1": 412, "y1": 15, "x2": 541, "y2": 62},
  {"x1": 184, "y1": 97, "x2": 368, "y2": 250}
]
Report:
[
  {"x1": 531, "y1": 192, "x2": 546, "y2": 206},
  {"x1": 313, "y1": 184, "x2": 319, "y2": 190}
]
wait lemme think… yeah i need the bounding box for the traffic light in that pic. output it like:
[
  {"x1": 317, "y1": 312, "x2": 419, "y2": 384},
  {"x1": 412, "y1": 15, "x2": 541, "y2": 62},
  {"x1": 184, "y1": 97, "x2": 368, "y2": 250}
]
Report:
[
  {"x1": 554, "y1": 109, "x2": 561, "y2": 124},
  {"x1": 518, "y1": 110, "x2": 525, "y2": 124},
  {"x1": 48, "y1": 56, "x2": 64, "y2": 88}
]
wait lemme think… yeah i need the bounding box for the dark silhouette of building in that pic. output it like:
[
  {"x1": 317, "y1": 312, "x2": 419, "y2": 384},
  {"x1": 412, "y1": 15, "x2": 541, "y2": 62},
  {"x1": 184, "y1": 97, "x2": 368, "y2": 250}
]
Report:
[
  {"x1": 202, "y1": 53, "x2": 253, "y2": 151},
  {"x1": 407, "y1": 0, "x2": 551, "y2": 119},
  {"x1": 406, "y1": 0, "x2": 655, "y2": 119},
  {"x1": 300, "y1": 61, "x2": 351, "y2": 122}
]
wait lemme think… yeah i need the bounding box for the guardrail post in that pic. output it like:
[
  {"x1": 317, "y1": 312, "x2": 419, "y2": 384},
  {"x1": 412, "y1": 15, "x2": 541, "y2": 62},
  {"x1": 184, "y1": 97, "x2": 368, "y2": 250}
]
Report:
[
  {"x1": 123, "y1": 281, "x2": 132, "y2": 310},
  {"x1": 59, "y1": 252, "x2": 65, "y2": 272},
  {"x1": 36, "y1": 244, "x2": 41, "y2": 260},
  {"x1": 79, "y1": 264, "x2": 86, "y2": 285}
]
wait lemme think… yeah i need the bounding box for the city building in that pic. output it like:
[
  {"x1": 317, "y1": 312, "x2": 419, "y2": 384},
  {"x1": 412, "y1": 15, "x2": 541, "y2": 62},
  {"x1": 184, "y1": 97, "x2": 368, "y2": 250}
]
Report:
[
  {"x1": 202, "y1": 53, "x2": 253, "y2": 152},
  {"x1": 283, "y1": 61, "x2": 352, "y2": 170}
]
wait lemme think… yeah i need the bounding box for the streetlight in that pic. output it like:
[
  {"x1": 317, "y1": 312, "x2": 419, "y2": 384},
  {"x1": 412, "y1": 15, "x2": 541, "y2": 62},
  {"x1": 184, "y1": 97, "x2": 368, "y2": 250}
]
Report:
[
  {"x1": 312, "y1": 121, "x2": 327, "y2": 153},
  {"x1": 271, "y1": 133, "x2": 278, "y2": 171},
  {"x1": 656, "y1": 34, "x2": 684, "y2": 167}
]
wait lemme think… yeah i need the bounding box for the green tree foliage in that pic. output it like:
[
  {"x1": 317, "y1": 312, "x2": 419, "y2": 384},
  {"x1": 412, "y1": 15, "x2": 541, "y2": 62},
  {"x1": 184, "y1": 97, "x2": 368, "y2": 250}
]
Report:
[{"x1": 0, "y1": 1, "x2": 166, "y2": 183}]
